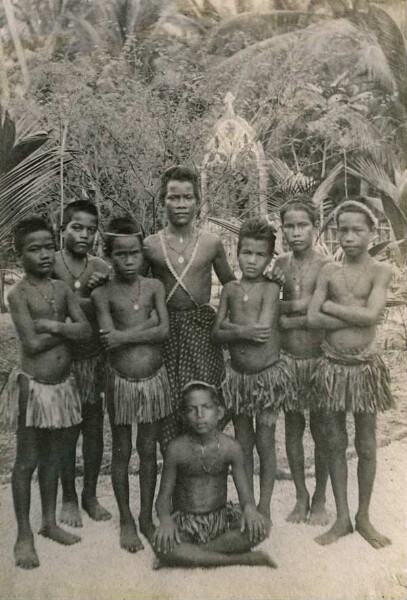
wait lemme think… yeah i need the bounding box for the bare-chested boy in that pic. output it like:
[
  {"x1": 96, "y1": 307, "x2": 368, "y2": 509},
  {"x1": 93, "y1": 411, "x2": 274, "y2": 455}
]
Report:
[
  {"x1": 92, "y1": 217, "x2": 172, "y2": 550},
  {"x1": 273, "y1": 199, "x2": 330, "y2": 525},
  {"x1": 308, "y1": 199, "x2": 395, "y2": 548},
  {"x1": 153, "y1": 381, "x2": 276, "y2": 569},
  {"x1": 143, "y1": 165, "x2": 235, "y2": 450},
  {"x1": 3, "y1": 216, "x2": 91, "y2": 569},
  {"x1": 54, "y1": 199, "x2": 111, "y2": 527},
  {"x1": 213, "y1": 217, "x2": 295, "y2": 525}
]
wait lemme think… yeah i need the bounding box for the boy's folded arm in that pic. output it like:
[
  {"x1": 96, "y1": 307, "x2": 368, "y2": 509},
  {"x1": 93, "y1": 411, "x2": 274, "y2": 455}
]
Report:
[
  {"x1": 307, "y1": 267, "x2": 348, "y2": 330},
  {"x1": 53, "y1": 285, "x2": 92, "y2": 341},
  {"x1": 280, "y1": 314, "x2": 308, "y2": 330},
  {"x1": 280, "y1": 296, "x2": 310, "y2": 315},
  {"x1": 120, "y1": 280, "x2": 169, "y2": 346},
  {"x1": 257, "y1": 282, "x2": 280, "y2": 328},
  {"x1": 8, "y1": 290, "x2": 62, "y2": 355},
  {"x1": 212, "y1": 286, "x2": 242, "y2": 342}
]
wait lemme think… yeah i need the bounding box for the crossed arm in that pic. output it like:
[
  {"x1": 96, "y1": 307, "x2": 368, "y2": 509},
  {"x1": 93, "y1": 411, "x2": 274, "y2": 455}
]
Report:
[{"x1": 9, "y1": 284, "x2": 91, "y2": 356}]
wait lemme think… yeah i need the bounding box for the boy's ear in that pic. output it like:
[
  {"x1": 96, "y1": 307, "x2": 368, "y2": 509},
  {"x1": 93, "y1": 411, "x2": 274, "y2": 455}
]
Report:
[{"x1": 217, "y1": 404, "x2": 225, "y2": 422}]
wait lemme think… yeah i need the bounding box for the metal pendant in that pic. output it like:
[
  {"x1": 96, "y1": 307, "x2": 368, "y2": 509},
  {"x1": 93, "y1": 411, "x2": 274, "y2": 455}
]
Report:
[
  {"x1": 243, "y1": 294, "x2": 249, "y2": 302},
  {"x1": 133, "y1": 303, "x2": 140, "y2": 311},
  {"x1": 294, "y1": 284, "x2": 300, "y2": 293},
  {"x1": 179, "y1": 237, "x2": 184, "y2": 244},
  {"x1": 74, "y1": 280, "x2": 81, "y2": 290},
  {"x1": 178, "y1": 256, "x2": 185, "y2": 264}
]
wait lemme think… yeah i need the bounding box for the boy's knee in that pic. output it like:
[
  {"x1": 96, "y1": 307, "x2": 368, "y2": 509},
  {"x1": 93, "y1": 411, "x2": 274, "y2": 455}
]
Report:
[
  {"x1": 136, "y1": 436, "x2": 156, "y2": 459},
  {"x1": 355, "y1": 437, "x2": 376, "y2": 461},
  {"x1": 14, "y1": 457, "x2": 38, "y2": 476}
]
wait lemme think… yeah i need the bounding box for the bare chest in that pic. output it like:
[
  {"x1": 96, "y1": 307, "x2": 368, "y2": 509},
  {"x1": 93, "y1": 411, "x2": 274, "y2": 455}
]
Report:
[{"x1": 329, "y1": 267, "x2": 373, "y2": 303}]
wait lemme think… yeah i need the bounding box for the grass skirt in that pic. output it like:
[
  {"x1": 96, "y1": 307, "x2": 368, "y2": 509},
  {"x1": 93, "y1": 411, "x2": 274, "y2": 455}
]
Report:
[
  {"x1": 281, "y1": 350, "x2": 319, "y2": 411},
  {"x1": 311, "y1": 341, "x2": 395, "y2": 413},
  {"x1": 73, "y1": 352, "x2": 105, "y2": 405},
  {"x1": 222, "y1": 360, "x2": 295, "y2": 417},
  {"x1": 0, "y1": 368, "x2": 82, "y2": 430},
  {"x1": 173, "y1": 502, "x2": 241, "y2": 545},
  {"x1": 106, "y1": 364, "x2": 172, "y2": 425}
]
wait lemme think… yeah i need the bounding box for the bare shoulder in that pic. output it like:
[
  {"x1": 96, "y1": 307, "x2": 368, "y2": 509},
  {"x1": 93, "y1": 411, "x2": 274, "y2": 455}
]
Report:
[
  {"x1": 223, "y1": 280, "x2": 238, "y2": 295},
  {"x1": 274, "y1": 252, "x2": 290, "y2": 269},
  {"x1": 373, "y1": 260, "x2": 392, "y2": 282},
  {"x1": 91, "y1": 280, "x2": 111, "y2": 301},
  {"x1": 220, "y1": 432, "x2": 241, "y2": 457},
  {"x1": 88, "y1": 256, "x2": 110, "y2": 274},
  {"x1": 143, "y1": 275, "x2": 164, "y2": 292},
  {"x1": 200, "y1": 230, "x2": 223, "y2": 250},
  {"x1": 8, "y1": 281, "x2": 26, "y2": 305},
  {"x1": 166, "y1": 435, "x2": 188, "y2": 462},
  {"x1": 320, "y1": 261, "x2": 339, "y2": 278},
  {"x1": 143, "y1": 232, "x2": 160, "y2": 250},
  {"x1": 52, "y1": 279, "x2": 72, "y2": 297}
]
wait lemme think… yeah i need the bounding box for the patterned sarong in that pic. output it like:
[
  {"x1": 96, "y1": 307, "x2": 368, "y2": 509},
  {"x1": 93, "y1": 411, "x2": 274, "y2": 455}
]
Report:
[
  {"x1": 311, "y1": 341, "x2": 395, "y2": 413},
  {"x1": 106, "y1": 363, "x2": 172, "y2": 425},
  {"x1": 159, "y1": 304, "x2": 225, "y2": 449},
  {"x1": 73, "y1": 352, "x2": 105, "y2": 405},
  {"x1": 281, "y1": 350, "x2": 320, "y2": 411},
  {"x1": 222, "y1": 360, "x2": 295, "y2": 418},
  {"x1": 173, "y1": 502, "x2": 242, "y2": 545},
  {"x1": 0, "y1": 367, "x2": 82, "y2": 430}
]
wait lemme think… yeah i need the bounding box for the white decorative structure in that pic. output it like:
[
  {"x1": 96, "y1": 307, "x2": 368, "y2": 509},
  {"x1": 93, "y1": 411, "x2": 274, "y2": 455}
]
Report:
[{"x1": 199, "y1": 92, "x2": 268, "y2": 220}]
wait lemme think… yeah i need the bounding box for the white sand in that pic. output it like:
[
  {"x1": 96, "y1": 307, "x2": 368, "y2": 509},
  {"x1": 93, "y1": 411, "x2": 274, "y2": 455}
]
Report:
[{"x1": 1, "y1": 438, "x2": 406, "y2": 600}]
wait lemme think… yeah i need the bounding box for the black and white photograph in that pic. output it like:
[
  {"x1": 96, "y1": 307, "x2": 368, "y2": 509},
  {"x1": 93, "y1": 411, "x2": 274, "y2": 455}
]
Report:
[{"x1": 0, "y1": 1, "x2": 406, "y2": 598}]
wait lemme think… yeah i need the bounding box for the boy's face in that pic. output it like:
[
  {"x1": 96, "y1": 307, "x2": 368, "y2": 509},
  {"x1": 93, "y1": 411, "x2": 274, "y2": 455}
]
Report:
[
  {"x1": 110, "y1": 235, "x2": 143, "y2": 280},
  {"x1": 63, "y1": 211, "x2": 98, "y2": 257},
  {"x1": 164, "y1": 180, "x2": 197, "y2": 227},
  {"x1": 337, "y1": 211, "x2": 372, "y2": 258},
  {"x1": 184, "y1": 389, "x2": 223, "y2": 436},
  {"x1": 238, "y1": 238, "x2": 271, "y2": 280},
  {"x1": 282, "y1": 209, "x2": 315, "y2": 252},
  {"x1": 20, "y1": 230, "x2": 55, "y2": 278}
]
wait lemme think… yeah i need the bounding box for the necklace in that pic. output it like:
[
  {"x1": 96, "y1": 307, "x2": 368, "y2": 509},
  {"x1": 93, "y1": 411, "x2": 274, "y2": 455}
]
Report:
[
  {"x1": 189, "y1": 434, "x2": 220, "y2": 474},
  {"x1": 25, "y1": 277, "x2": 55, "y2": 314},
  {"x1": 164, "y1": 228, "x2": 195, "y2": 265},
  {"x1": 341, "y1": 258, "x2": 370, "y2": 294},
  {"x1": 239, "y1": 280, "x2": 259, "y2": 303},
  {"x1": 118, "y1": 278, "x2": 141, "y2": 311},
  {"x1": 61, "y1": 250, "x2": 88, "y2": 290},
  {"x1": 289, "y1": 252, "x2": 316, "y2": 295}
]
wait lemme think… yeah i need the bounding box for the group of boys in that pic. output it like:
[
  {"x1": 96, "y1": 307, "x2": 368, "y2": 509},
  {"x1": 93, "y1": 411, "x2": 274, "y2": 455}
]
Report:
[{"x1": 2, "y1": 165, "x2": 395, "y2": 572}]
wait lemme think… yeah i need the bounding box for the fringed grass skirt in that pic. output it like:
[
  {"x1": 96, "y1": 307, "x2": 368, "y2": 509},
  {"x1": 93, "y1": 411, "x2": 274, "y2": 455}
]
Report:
[
  {"x1": 222, "y1": 360, "x2": 295, "y2": 418},
  {"x1": 312, "y1": 341, "x2": 395, "y2": 413},
  {"x1": 173, "y1": 502, "x2": 241, "y2": 545},
  {"x1": 281, "y1": 350, "x2": 319, "y2": 411},
  {"x1": 106, "y1": 364, "x2": 172, "y2": 425},
  {"x1": 0, "y1": 368, "x2": 82, "y2": 430},
  {"x1": 72, "y1": 352, "x2": 104, "y2": 405}
]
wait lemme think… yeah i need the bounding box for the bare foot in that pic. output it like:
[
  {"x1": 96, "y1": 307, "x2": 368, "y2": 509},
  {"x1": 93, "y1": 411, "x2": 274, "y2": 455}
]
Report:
[
  {"x1": 139, "y1": 518, "x2": 156, "y2": 544},
  {"x1": 14, "y1": 536, "x2": 40, "y2": 569},
  {"x1": 315, "y1": 518, "x2": 353, "y2": 546},
  {"x1": 308, "y1": 501, "x2": 330, "y2": 526},
  {"x1": 355, "y1": 516, "x2": 391, "y2": 549},
  {"x1": 286, "y1": 497, "x2": 310, "y2": 523},
  {"x1": 39, "y1": 524, "x2": 81, "y2": 545},
  {"x1": 82, "y1": 496, "x2": 112, "y2": 522},
  {"x1": 59, "y1": 501, "x2": 83, "y2": 528},
  {"x1": 120, "y1": 522, "x2": 144, "y2": 553},
  {"x1": 248, "y1": 551, "x2": 278, "y2": 568}
]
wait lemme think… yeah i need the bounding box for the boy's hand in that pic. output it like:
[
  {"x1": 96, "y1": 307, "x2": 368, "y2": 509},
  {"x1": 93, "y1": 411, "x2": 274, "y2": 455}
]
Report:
[
  {"x1": 153, "y1": 517, "x2": 180, "y2": 554},
  {"x1": 241, "y1": 324, "x2": 272, "y2": 343},
  {"x1": 34, "y1": 319, "x2": 58, "y2": 335},
  {"x1": 322, "y1": 300, "x2": 334, "y2": 314},
  {"x1": 87, "y1": 271, "x2": 110, "y2": 291},
  {"x1": 279, "y1": 315, "x2": 290, "y2": 330},
  {"x1": 265, "y1": 265, "x2": 285, "y2": 286},
  {"x1": 241, "y1": 504, "x2": 267, "y2": 543},
  {"x1": 99, "y1": 329, "x2": 124, "y2": 350}
]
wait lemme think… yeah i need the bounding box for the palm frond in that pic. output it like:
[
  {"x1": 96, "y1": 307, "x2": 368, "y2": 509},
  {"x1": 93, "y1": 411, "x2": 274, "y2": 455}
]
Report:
[
  {"x1": 311, "y1": 162, "x2": 343, "y2": 207},
  {"x1": 347, "y1": 158, "x2": 397, "y2": 200},
  {"x1": 356, "y1": 42, "x2": 397, "y2": 95},
  {"x1": 207, "y1": 216, "x2": 242, "y2": 235}
]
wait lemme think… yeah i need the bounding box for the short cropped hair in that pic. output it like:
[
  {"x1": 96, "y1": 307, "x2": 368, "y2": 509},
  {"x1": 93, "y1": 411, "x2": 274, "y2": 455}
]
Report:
[
  {"x1": 335, "y1": 197, "x2": 377, "y2": 230},
  {"x1": 13, "y1": 216, "x2": 55, "y2": 254},
  {"x1": 237, "y1": 217, "x2": 276, "y2": 256},
  {"x1": 159, "y1": 165, "x2": 201, "y2": 204},
  {"x1": 181, "y1": 381, "x2": 220, "y2": 409},
  {"x1": 280, "y1": 197, "x2": 318, "y2": 226},
  {"x1": 103, "y1": 217, "x2": 143, "y2": 256},
  {"x1": 62, "y1": 200, "x2": 99, "y2": 228}
]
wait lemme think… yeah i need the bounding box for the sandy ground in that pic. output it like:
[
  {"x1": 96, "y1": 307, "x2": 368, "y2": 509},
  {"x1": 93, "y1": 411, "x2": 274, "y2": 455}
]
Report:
[{"x1": 1, "y1": 437, "x2": 406, "y2": 600}]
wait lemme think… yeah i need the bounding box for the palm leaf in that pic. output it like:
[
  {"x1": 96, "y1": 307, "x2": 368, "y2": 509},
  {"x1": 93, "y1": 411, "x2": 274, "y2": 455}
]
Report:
[
  {"x1": 347, "y1": 157, "x2": 397, "y2": 200},
  {"x1": 311, "y1": 162, "x2": 343, "y2": 207},
  {"x1": 207, "y1": 216, "x2": 242, "y2": 235}
]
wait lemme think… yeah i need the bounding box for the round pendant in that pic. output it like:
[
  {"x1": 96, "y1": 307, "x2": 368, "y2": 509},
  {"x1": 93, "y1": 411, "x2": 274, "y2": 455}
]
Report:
[
  {"x1": 133, "y1": 303, "x2": 140, "y2": 311},
  {"x1": 74, "y1": 280, "x2": 81, "y2": 290},
  {"x1": 294, "y1": 284, "x2": 300, "y2": 293},
  {"x1": 179, "y1": 237, "x2": 184, "y2": 244},
  {"x1": 243, "y1": 294, "x2": 249, "y2": 302},
  {"x1": 178, "y1": 256, "x2": 185, "y2": 264}
]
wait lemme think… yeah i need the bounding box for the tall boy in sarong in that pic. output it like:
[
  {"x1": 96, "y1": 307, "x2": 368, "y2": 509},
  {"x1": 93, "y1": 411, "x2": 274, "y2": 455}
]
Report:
[
  {"x1": 143, "y1": 165, "x2": 235, "y2": 450},
  {"x1": 273, "y1": 199, "x2": 330, "y2": 525},
  {"x1": 308, "y1": 199, "x2": 395, "y2": 548},
  {"x1": 54, "y1": 200, "x2": 112, "y2": 527}
]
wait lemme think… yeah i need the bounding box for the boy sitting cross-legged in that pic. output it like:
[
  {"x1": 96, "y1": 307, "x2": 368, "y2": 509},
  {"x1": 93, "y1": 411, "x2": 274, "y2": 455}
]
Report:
[
  {"x1": 2, "y1": 216, "x2": 91, "y2": 569},
  {"x1": 153, "y1": 381, "x2": 276, "y2": 569},
  {"x1": 213, "y1": 217, "x2": 295, "y2": 527},
  {"x1": 92, "y1": 217, "x2": 172, "y2": 551}
]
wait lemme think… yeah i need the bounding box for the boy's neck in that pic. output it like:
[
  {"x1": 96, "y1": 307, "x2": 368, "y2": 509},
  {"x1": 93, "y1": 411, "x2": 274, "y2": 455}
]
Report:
[
  {"x1": 63, "y1": 247, "x2": 88, "y2": 263},
  {"x1": 114, "y1": 273, "x2": 139, "y2": 285},
  {"x1": 166, "y1": 222, "x2": 194, "y2": 238},
  {"x1": 241, "y1": 274, "x2": 265, "y2": 284},
  {"x1": 291, "y1": 246, "x2": 315, "y2": 261},
  {"x1": 189, "y1": 429, "x2": 219, "y2": 445},
  {"x1": 25, "y1": 272, "x2": 50, "y2": 284},
  {"x1": 343, "y1": 250, "x2": 370, "y2": 266}
]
